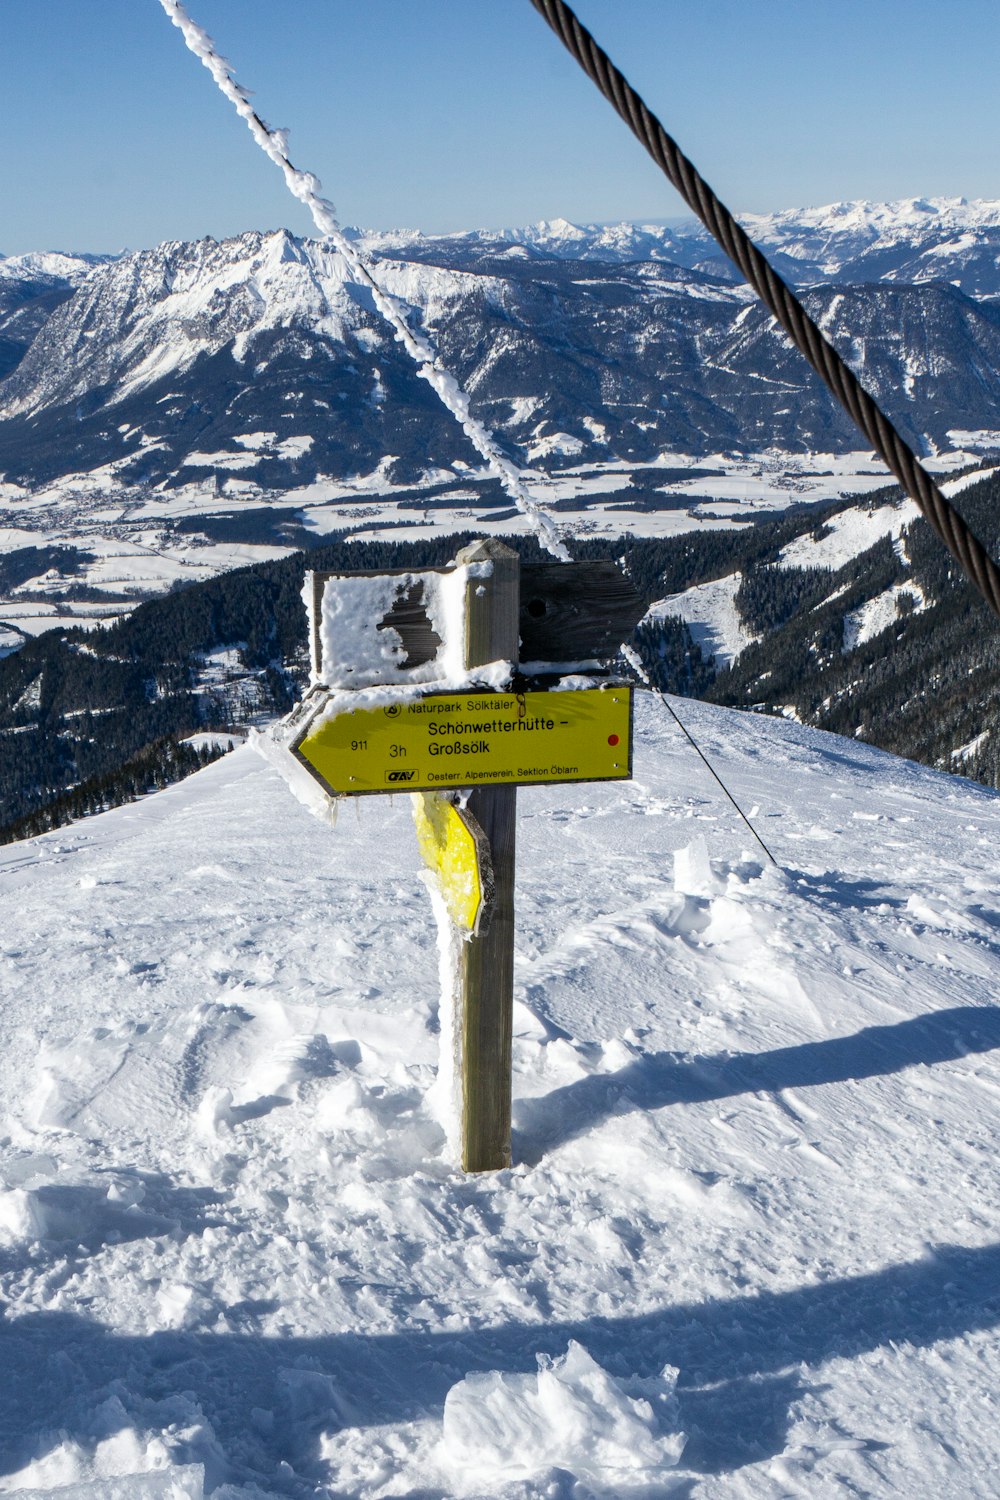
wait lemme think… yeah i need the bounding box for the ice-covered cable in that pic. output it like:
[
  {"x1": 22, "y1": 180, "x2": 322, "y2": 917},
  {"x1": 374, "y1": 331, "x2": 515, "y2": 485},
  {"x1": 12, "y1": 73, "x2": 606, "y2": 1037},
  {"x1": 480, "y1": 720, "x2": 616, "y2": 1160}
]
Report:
[{"x1": 156, "y1": 0, "x2": 571, "y2": 562}]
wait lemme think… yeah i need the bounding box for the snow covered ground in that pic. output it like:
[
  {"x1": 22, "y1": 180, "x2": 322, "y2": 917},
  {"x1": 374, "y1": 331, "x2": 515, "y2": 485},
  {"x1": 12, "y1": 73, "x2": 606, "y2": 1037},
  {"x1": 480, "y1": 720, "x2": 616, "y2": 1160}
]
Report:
[
  {"x1": 1, "y1": 446, "x2": 995, "y2": 647},
  {"x1": 1, "y1": 694, "x2": 1000, "y2": 1497}
]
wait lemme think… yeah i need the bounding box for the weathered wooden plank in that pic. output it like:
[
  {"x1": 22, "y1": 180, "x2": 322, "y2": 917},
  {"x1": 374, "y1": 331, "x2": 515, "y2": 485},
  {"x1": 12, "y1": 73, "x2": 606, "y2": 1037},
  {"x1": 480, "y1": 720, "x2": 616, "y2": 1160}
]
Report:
[
  {"x1": 374, "y1": 584, "x2": 442, "y2": 668},
  {"x1": 310, "y1": 558, "x2": 645, "y2": 679},
  {"x1": 309, "y1": 566, "x2": 451, "y2": 677},
  {"x1": 518, "y1": 560, "x2": 646, "y2": 664},
  {"x1": 459, "y1": 780, "x2": 516, "y2": 1170},
  {"x1": 454, "y1": 538, "x2": 520, "y2": 1172}
]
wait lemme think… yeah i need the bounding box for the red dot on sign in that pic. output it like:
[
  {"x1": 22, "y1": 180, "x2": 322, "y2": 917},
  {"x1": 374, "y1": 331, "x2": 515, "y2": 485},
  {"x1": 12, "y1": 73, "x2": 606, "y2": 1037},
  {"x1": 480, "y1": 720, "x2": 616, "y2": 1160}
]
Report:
[{"x1": 607, "y1": 734, "x2": 619, "y2": 746}]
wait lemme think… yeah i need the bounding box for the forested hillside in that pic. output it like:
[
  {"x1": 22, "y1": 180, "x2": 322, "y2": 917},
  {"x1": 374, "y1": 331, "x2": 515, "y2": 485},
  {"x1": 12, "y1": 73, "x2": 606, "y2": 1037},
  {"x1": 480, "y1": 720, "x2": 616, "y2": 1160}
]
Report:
[
  {"x1": 4, "y1": 466, "x2": 1000, "y2": 843},
  {"x1": 0, "y1": 518, "x2": 838, "y2": 841},
  {"x1": 706, "y1": 470, "x2": 1000, "y2": 787}
]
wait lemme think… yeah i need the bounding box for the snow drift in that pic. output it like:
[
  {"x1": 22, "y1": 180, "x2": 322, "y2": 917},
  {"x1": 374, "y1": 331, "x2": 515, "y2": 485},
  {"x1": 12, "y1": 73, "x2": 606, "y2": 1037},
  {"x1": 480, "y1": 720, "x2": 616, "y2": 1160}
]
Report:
[{"x1": 0, "y1": 693, "x2": 999, "y2": 1496}]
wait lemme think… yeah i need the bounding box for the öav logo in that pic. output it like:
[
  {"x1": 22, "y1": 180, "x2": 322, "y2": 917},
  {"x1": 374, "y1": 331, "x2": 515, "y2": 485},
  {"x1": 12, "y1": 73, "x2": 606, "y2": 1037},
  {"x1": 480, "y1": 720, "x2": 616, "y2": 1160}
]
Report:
[{"x1": 386, "y1": 769, "x2": 416, "y2": 783}]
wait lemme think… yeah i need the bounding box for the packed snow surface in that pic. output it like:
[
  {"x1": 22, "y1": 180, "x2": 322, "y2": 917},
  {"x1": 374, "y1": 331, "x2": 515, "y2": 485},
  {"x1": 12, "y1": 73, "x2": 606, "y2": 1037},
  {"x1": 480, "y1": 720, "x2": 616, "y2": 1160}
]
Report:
[{"x1": 2, "y1": 695, "x2": 1000, "y2": 1496}]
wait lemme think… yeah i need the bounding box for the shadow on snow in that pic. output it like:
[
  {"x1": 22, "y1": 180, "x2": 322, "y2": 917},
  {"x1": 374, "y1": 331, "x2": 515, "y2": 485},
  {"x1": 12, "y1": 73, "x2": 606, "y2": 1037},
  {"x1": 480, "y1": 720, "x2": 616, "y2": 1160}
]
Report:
[
  {"x1": 3, "y1": 1006, "x2": 1000, "y2": 1488},
  {"x1": 513, "y1": 1003, "x2": 1000, "y2": 1159},
  {"x1": 1, "y1": 1240, "x2": 999, "y2": 1486}
]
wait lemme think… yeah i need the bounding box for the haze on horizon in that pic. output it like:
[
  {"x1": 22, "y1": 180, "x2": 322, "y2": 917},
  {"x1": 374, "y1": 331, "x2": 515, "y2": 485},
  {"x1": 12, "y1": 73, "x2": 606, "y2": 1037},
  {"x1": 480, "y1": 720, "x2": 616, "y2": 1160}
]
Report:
[{"x1": 3, "y1": 0, "x2": 1000, "y2": 258}]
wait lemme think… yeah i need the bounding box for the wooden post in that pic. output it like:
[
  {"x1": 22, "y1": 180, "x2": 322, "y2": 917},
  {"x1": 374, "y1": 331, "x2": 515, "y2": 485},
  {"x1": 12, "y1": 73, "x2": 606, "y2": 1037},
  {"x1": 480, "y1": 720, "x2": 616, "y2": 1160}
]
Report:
[
  {"x1": 455, "y1": 539, "x2": 520, "y2": 1171},
  {"x1": 295, "y1": 548, "x2": 642, "y2": 1169}
]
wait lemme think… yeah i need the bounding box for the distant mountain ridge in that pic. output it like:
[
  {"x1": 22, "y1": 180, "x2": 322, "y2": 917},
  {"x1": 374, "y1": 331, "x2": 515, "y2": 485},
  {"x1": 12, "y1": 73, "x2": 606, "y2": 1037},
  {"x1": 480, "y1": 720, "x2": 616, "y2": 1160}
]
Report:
[
  {"x1": 0, "y1": 250, "x2": 109, "y2": 384},
  {"x1": 356, "y1": 195, "x2": 1000, "y2": 294},
  {"x1": 2, "y1": 196, "x2": 1000, "y2": 497}
]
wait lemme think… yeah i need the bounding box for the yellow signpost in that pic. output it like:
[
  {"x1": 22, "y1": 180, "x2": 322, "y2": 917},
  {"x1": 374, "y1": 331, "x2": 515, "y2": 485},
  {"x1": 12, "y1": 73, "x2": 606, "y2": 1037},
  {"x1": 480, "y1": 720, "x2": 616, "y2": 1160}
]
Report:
[
  {"x1": 291, "y1": 687, "x2": 633, "y2": 798},
  {"x1": 284, "y1": 543, "x2": 646, "y2": 1172},
  {"x1": 412, "y1": 793, "x2": 493, "y2": 935}
]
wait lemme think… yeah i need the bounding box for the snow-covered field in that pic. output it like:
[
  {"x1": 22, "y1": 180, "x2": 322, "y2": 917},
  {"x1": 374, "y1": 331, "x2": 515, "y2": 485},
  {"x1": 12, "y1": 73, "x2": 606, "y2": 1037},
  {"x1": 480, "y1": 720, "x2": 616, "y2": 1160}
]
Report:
[
  {"x1": 1, "y1": 440, "x2": 997, "y2": 651},
  {"x1": 1, "y1": 694, "x2": 999, "y2": 1496},
  {"x1": 0, "y1": 445, "x2": 972, "y2": 644}
]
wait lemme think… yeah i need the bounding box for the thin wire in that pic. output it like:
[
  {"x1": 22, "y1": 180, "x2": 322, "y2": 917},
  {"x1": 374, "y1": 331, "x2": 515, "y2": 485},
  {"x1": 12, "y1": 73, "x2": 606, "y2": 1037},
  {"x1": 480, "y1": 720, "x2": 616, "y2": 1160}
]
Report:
[
  {"x1": 620, "y1": 647, "x2": 778, "y2": 866},
  {"x1": 656, "y1": 692, "x2": 779, "y2": 867},
  {"x1": 528, "y1": 0, "x2": 1000, "y2": 619}
]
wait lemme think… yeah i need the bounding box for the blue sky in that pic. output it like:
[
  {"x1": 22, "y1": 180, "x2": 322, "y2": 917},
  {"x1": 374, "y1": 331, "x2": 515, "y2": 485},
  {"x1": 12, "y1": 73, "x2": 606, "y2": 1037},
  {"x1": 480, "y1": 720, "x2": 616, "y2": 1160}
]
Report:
[{"x1": 3, "y1": 0, "x2": 1000, "y2": 255}]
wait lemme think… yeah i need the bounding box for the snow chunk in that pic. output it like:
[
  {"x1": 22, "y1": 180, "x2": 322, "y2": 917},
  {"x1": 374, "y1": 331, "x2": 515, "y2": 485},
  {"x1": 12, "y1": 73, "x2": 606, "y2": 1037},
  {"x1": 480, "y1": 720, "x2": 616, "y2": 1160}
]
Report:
[
  {"x1": 5, "y1": 1466, "x2": 203, "y2": 1499},
  {"x1": 439, "y1": 1342, "x2": 684, "y2": 1487},
  {"x1": 420, "y1": 871, "x2": 465, "y2": 1163},
  {"x1": 674, "y1": 834, "x2": 716, "y2": 897}
]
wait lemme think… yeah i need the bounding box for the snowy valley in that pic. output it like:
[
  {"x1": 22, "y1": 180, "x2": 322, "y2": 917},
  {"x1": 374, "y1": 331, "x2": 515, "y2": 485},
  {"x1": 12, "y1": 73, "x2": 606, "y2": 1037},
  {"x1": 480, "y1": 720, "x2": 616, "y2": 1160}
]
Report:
[{"x1": 3, "y1": 198, "x2": 1000, "y2": 644}]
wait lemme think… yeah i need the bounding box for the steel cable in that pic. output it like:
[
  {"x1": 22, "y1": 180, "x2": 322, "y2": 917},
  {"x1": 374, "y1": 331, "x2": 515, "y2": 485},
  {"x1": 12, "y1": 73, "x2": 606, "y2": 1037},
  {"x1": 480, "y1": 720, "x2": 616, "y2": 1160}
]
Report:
[{"x1": 529, "y1": 0, "x2": 1000, "y2": 619}]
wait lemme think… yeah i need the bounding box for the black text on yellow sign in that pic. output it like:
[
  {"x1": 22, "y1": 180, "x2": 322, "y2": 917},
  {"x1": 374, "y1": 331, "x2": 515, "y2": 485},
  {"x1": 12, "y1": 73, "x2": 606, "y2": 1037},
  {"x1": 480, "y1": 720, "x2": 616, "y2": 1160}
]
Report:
[{"x1": 292, "y1": 687, "x2": 633, "y2": 796}]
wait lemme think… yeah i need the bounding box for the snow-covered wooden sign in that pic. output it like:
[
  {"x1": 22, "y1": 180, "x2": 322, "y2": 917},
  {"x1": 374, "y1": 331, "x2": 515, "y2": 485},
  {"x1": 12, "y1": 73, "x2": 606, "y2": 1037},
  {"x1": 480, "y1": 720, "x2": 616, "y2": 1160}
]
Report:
[
  {"x1": 292, "y1": 686, "x2": 632, "y2": 798},
  {"x1": 270, "y1": 539, "x2": 645, "y2": 1172},
  {"x1": 290, "y1": 554, "x2": 641, "y2": 801},
  {"x1": 304, "y1": 559, "x2": 645, "y2": 684}
]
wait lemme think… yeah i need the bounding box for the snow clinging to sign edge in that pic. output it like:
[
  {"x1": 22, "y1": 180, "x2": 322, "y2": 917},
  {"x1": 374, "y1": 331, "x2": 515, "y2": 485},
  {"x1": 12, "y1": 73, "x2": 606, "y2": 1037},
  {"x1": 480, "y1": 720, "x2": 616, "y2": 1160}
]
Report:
[
  {"x1": 311, "y1": 566, "x2": 479, "y2": 690},
  {"x1": 156, "y1": 0, "x2": 571, "y2": 561}
]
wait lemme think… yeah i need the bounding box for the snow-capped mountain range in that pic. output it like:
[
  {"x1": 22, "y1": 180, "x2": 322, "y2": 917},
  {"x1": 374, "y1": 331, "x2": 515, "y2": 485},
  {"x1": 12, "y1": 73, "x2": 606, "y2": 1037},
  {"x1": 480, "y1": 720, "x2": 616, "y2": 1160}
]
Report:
[
  {"x1": 3, "y1": 194, "x2": 1000, "y2": 491},
  {"x1": 735, "y1": 196, "x2": 1000, "y2": 289},
  {"x1": 361, "y1": 195, "x2": 1000, "y2": 293},
  {"x1": 1, "y1": 196, "x2": 1000, "y2": 650},
  {"x1": 0, "y1": 250, "x2": 108, "y2": 385}
]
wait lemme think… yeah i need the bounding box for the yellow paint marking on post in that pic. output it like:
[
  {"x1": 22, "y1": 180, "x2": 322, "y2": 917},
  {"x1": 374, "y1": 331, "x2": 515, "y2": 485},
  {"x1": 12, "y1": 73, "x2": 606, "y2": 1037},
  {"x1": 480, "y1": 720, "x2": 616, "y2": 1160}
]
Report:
[
  {"x1": 412, "y1": 793, "x2": 493, "y2": 935},
  {"x1": 291, "y1": 687, "x2": 633, "y2": 797}
]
